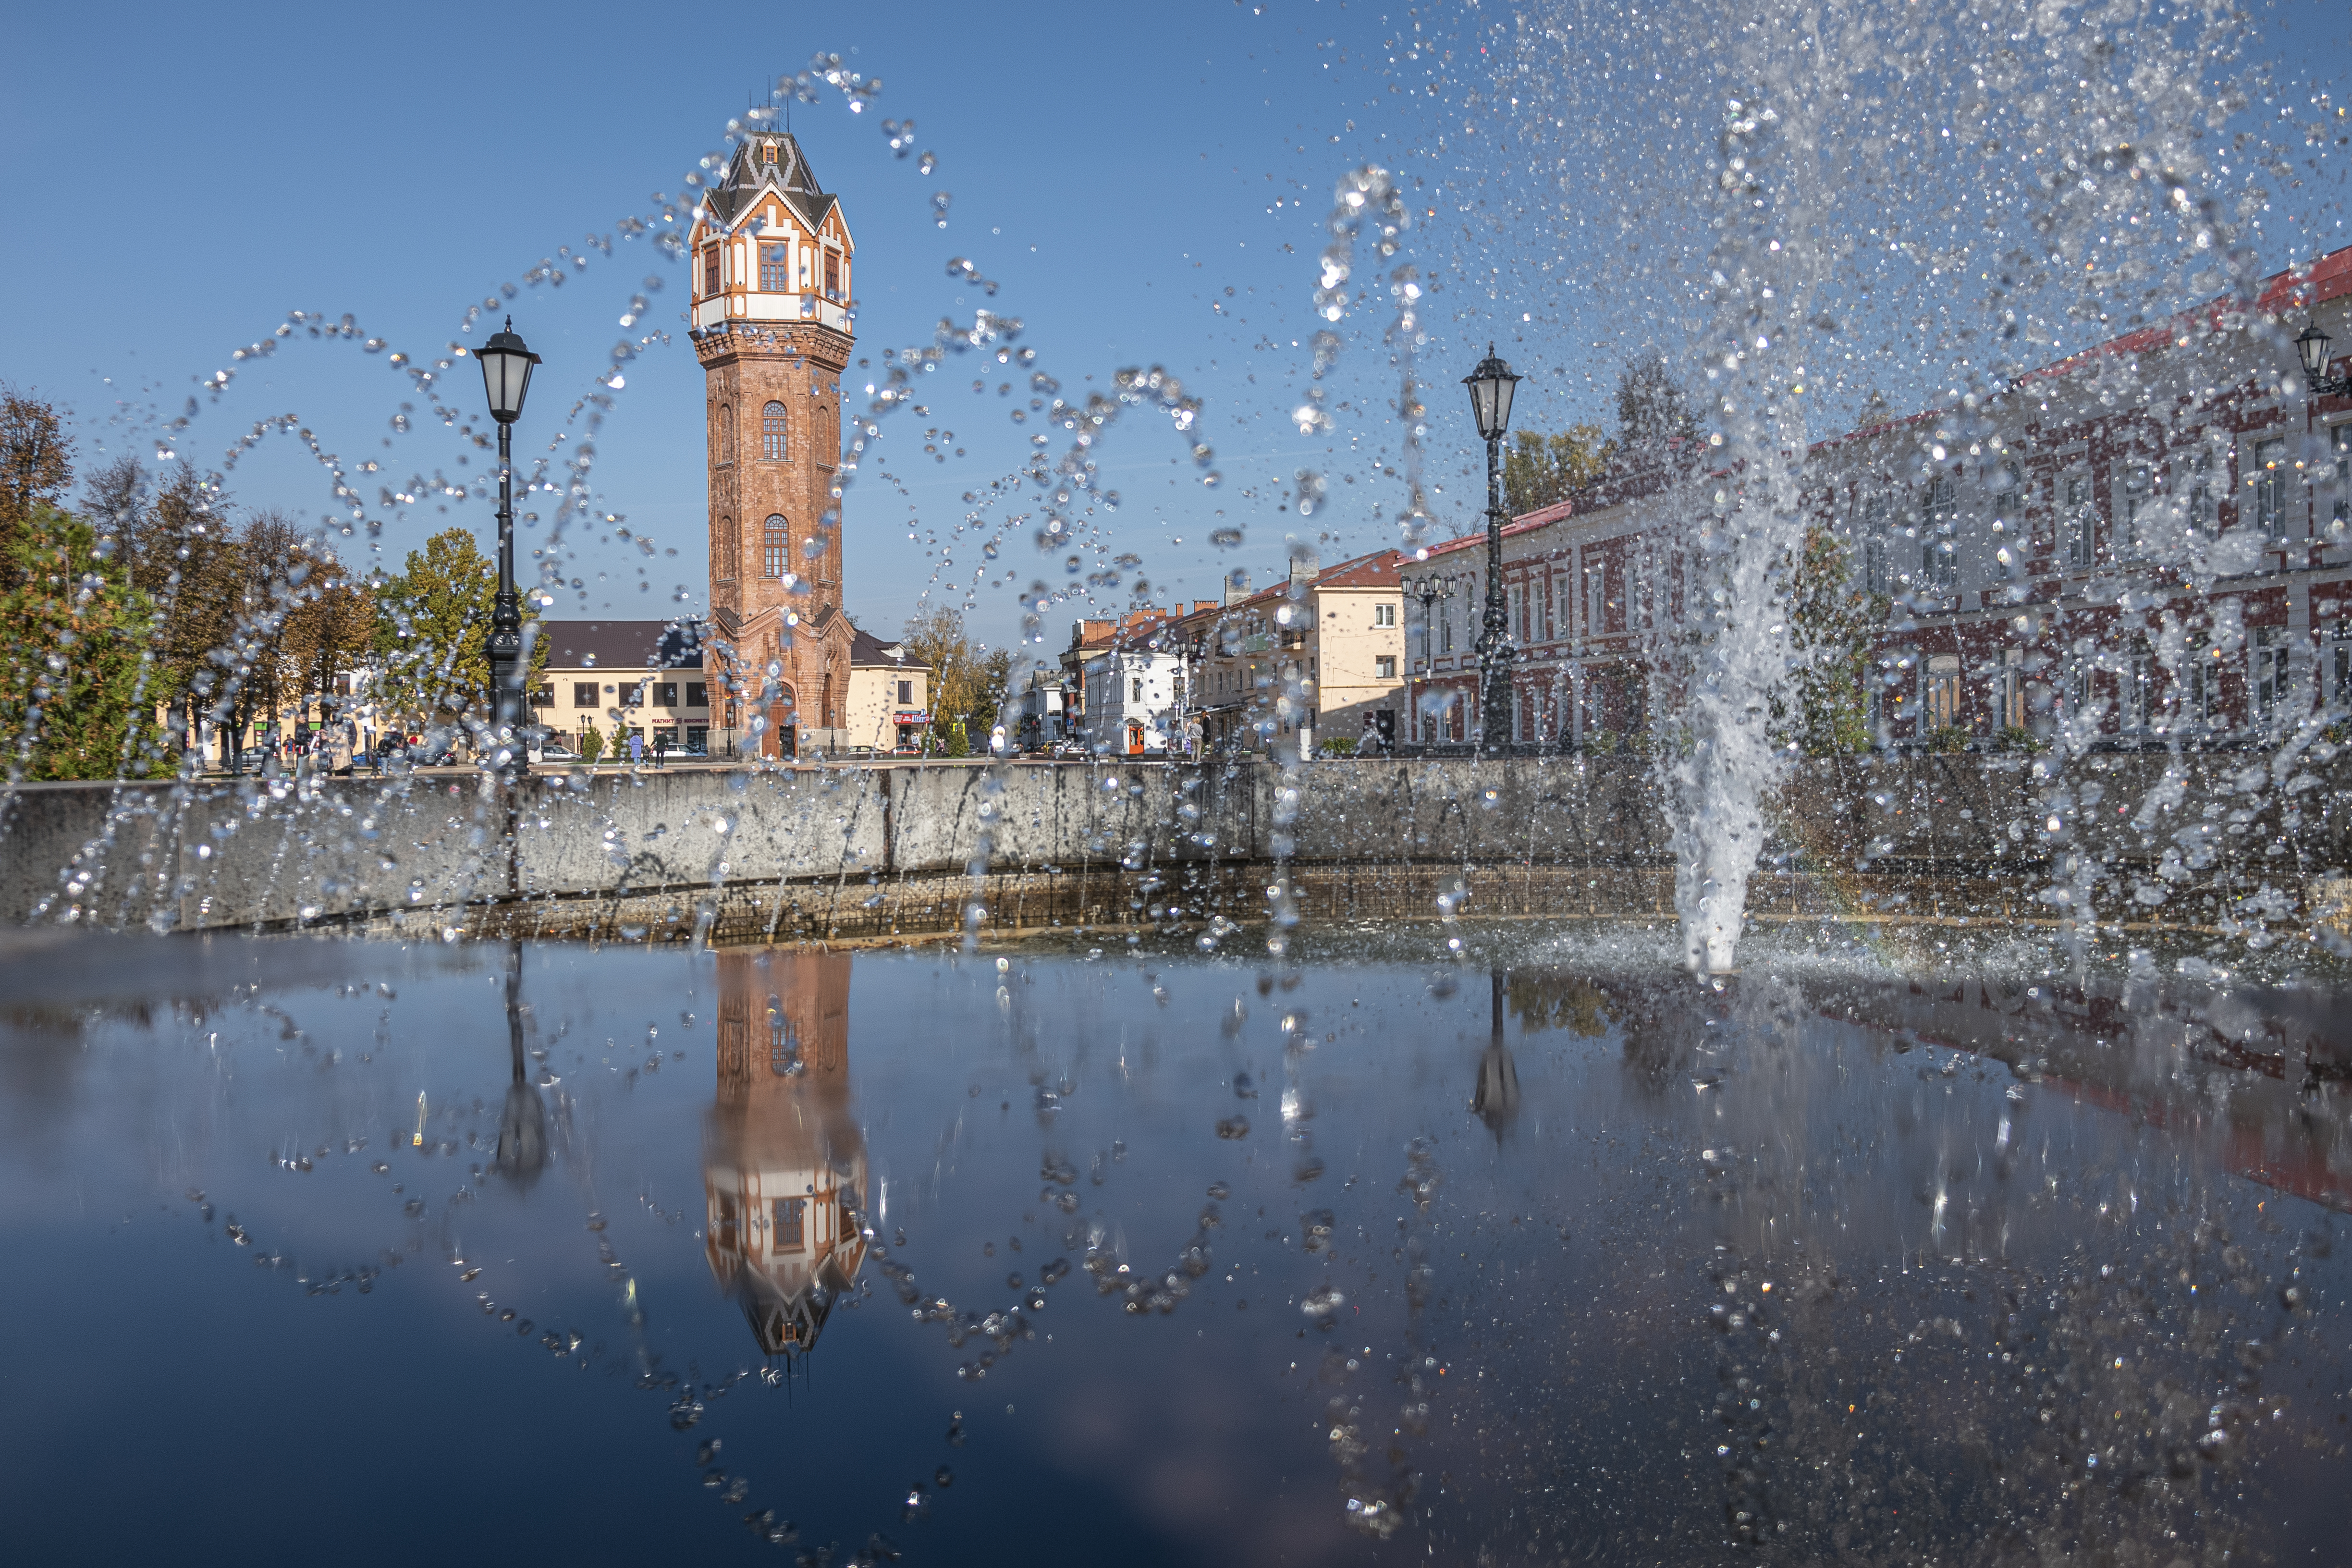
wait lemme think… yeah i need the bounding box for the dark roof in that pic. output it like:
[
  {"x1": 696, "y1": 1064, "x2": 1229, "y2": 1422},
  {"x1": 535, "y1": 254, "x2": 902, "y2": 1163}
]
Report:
[
  {"x1": 706, "y1": 132, "x2": 842, "y2": 233},
  {"x1": 537, "y1": 619, "x2": 705, "y2": 671},
  {"x1": 850, "y1": 625, "x2": 930, "y2": 669}
]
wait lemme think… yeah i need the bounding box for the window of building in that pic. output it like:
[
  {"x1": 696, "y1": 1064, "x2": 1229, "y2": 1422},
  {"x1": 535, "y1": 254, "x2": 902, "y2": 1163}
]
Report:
[
  {"x1": 2182, "y1": 649, "x2": 2217, "y2": 732},
  {"x1": 701, "y1": 246, "x2": 721, "y2": 294},
  {"x1": 2253, "y1": 437, "x2": 2290, "y2": 538},
  {"x1": 1998, "y1": 647, "x2": 2025, "y2": 731},
  {"x1": 2062, "y1": 474, "x2": 2095, "y2": 566},
  {"x1": 2118, "y1": 641, "x2": 2152, "y2": 733},
  {"x1": 761, "y1": 401, "x2": 789, "y2": 461},
  {"x1": 772, "y1": 1198, "x2": 806, "y2": 1251},
  {"x1": 1375, "y1": 654, "x2": 1397, "y2": 679},
  {"x1": 1920, "y1": 475, "x2": 1960, "y2": 594},
  {"x1": 652, "y1": 682, "x2": 678, "y2": 707},
  {"x1": 1584, "y1": 559, "x2": 1608, "y2": 636},
  {"x1": 759, "y1": 245, "x2": 789, "y2": 292},
  {"x1": 618, "y1": 683, "x2": 644, "y2": 708},
  {"x1": 763, "y1": 515, "x2": 788, "y2": 578},
  {"x1": 686, "y1": 683, "x2": 707, "y2": 707},
  {"x1": 2329, "y1": 616, "x2": 2352, "y2": 712},
  {"x1": 1374, "y1": 602, "x2": 1396, "y2": 627},
  {"x1": 897, "y1": 680, "x2": 913, "y2": 704},
  {"x1": 717, "y1": 404, "x2": 734, "y2": 466},
  {"x1": 2187, "y1": 449, "x2": 2218, "y2": 535},
  {"x1": 2330, "y1": 425, "x2": 2352, "y2": 537},
  {"x1": 823, "y1": 251, "x2": 841, "y2": 297},
  {"x1": 1923, "y1": 654, "x2": 1962, "y2": 730},
  {"x1": 573, "y1": 682, "x2": 599, "y2": 708},
  {"x1": 1131, "y1": 677, "x2": 1143, "y2": 703},
  {"x1": 2252, "y1": 625, "x2": 2291, "y2": 727},
  {"x1": 715, "y1": 516, "x2": 737, "y2": 581},
  {"x1": 2119, "y1": 464, "x2": 2153, "y2": 558},
  {"x1": 762, "y1": 141, "x2": 777, "y2": 166},
  {"x1": 1858, "y1": 491, "x2": 1891, "y2": 594}
]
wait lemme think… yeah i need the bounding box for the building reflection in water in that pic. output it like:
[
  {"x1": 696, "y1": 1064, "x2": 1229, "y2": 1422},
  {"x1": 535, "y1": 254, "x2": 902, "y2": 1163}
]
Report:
[{"x1": 705, "y1": 951, "x2": 869, "y2": 1359}]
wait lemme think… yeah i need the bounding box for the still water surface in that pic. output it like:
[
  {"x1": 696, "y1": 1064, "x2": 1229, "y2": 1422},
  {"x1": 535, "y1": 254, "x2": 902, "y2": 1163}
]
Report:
[{"x1": 2, "y1": 932, "x2": 2346, "y2": 1564}]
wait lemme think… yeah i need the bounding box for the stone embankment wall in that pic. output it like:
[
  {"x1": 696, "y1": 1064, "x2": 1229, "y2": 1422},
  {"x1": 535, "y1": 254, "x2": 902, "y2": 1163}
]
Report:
[{"x1": 0, "y1": 750, "x2": 2342, "y2": 942}]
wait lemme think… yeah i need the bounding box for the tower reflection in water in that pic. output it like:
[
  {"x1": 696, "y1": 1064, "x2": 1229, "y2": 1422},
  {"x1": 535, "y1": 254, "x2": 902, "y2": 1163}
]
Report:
[{"x1": 705, "y1": 951, "x2": 870, "y2": 1360}]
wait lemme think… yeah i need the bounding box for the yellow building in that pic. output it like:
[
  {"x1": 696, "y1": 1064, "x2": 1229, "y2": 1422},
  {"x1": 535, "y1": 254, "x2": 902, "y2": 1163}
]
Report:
[
  {"x1": 1179, "y1": 550, "x2": 1409, "y2": 756},
  {"x1": 705, "y1": 951, "x2": 868, "y2": 1359},
  {"x1": 530, "y1": 619, "x2": 712, "y2": 759},
  {"x1": 843, "y1": 626, "x2": 930, "y2": 755}
]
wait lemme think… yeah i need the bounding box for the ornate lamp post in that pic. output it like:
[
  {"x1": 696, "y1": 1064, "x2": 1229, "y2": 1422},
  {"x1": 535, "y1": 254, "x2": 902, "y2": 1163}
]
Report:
[
  {"x1": 1408, "y1": 572, "x2": 1456, "y2": 745},
  {"x1": 2295, "y1": 321, "x2": 2352, "y2": 398},
  {"x1": 1462, "y1": 344, "x2": 1523, "y2": 754},
  {"x1": 476, "y1": 318, "x2": 541, "y2": 764}
]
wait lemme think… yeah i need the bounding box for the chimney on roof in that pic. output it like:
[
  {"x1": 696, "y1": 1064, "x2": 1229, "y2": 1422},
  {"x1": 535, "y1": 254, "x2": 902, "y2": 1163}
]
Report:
[
  {"x1": 1224, "y1": 568, "x2": 1251, "y2": 607},
  {"x1": 1287, "y1": 537, "x2": 1320, "y2": 586}
]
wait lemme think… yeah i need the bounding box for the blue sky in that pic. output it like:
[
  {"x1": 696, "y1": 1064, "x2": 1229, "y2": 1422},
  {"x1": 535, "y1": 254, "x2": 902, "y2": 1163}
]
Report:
[{"x1": 4, "y1": 0, "x2": 2347, "y2": 662}]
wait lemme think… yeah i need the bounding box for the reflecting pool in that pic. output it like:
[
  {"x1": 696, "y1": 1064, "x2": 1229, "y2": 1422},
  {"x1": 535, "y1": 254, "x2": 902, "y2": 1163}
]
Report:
[{"x1": 3, "y1": 931, "x2": 2347, "y2": 1564}]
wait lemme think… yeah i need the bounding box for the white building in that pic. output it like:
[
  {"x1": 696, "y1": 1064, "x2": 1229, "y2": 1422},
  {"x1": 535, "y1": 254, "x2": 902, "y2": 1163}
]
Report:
[{"x1": 1081, "y1": 641, "x2": 1186, "y2": 755}]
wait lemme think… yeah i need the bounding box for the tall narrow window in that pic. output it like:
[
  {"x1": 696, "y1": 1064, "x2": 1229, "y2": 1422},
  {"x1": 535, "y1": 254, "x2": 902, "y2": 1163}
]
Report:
[
  {"x1": 2330, "y1": 425, "x2": 2352, "y2": 537},
  {"x1": 1924, "y1": 654, "x2": 1962, "y2": 729},
  {"x1": 2253, "y1": 626, "x2": 2291, "y2": 728},
  {"x1": 718, "y1": 405, "x2": 734, "y2": 465},
  {"x1": 2253, "y1": 437, "x2": 2290, "y2": 538},
  {"x1": 1859, "y1": 491, "x2": 1891, "y2": 593},
  {"x1": 759, "y1": 244, "x2": 789, "y2": 292},
  {"x1": 823, "y1": 251, "x2": 841, "y2": 297},
  {"x1": 2118, "y1": 640, "x2": 2151, "y2": 732},
  {"x1": 1922, "y1": 474, "x2": 1960, "y2": 593},
  {"x1": 2183, "y1": 649, "x2": 2216, "y2": 732},
  {"x1": 1999, "y1": 647, "x2": 2025, "y2": 731},
  {"x1": 772, "y1": 1198, "x2": 805, "y2": 1251},
  {"x1": 2330, "y1": 616, "x2": 2352, "y2": 711},
  {"x1": 761, "y1": 401, "x2": 789, "y2": 461},
  {"x1": 2063, "y1": 475, "x2": 2095, "y2": 566},
  {"x1": 2187, "y1": 450, "x2": 2218, "y2": 535},
  {"x1": 2119, "y1": 465, "x2": 2153, "y2": 559},
  {"x1": 702, "y1": 246, "x2": 722, "y2": 295},
  {"x1": 763, "y1": 515, "x2": 787, "y2": 579},
  {"x1": 715, "y1": 517, "x2": 736, "y2": 581}
]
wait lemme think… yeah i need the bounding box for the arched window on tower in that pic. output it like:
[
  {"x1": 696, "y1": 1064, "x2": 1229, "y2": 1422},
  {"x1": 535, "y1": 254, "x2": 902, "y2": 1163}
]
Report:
[
  {"x1": 716, "y1": 517, "x2": 737, "y2": 581},
  {"x1": 762, "y1": 401, "x2": 789, "y2": 461},
  {"x1": 718, "y1": 405, "x2": 734, "y2": 465},
  {"x1": 763, "y1": 516, "x2": 788, "y2": 579},
  {"x1": 815, "y1": 404, "x2": 836, "y2": 469}
]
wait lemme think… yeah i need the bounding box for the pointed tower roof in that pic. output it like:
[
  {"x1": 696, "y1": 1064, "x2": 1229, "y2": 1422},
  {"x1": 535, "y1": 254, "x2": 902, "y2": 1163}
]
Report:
[{"x1": 707, "y1": 131, "x2": 841, "y2": 234}]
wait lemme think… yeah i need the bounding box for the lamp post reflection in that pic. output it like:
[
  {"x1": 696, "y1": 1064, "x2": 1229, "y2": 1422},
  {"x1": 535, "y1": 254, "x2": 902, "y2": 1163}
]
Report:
[
  {"x1": 706, "y1": 951, "x2": 869, "y2": 1360},
  {"x1": 1473, "y1": 965, "x2": 1521, "y2": 1136},
  {"x1": 492, "y1": 941, "x2": 548, "y2": 1186}
]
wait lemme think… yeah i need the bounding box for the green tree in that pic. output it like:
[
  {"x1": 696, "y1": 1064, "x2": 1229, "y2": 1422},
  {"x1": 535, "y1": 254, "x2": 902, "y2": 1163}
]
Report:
[
  {"x1": 902, "y1": 607, "x2": 1013, "y2": 752},
  {"x1": 374, "y1": 526, "x2": 542, "y2": 732},
  {"x1": 0, "y1": 384, "x2": 74, "y2": 588},
  {"x1": 1502, "y1": 424, "x2": 1608, "y2": 515},
  {"x1": 1608, "y1": 355, "x2": 1704, "y2": 471},
  {"x1": 0, "y1": 505, "x2": 173, "y2": 781},
  {"x1": 579, "y1": 723, "x2": 606, "y2": 764},
  {"x1": 1784, "y1": 524, "x2": 1878, "y2": 756}
]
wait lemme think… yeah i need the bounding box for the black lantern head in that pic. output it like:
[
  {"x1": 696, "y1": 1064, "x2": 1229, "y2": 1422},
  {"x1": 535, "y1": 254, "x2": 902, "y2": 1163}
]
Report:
[
  {"x1": 478, "y1": 317, "x2": 541, "y2": 425},
  {"x1": 1463, "y1": 343, "x2": 1521, "y2": 443},
  {"x1": 2296, "y1": 321, "x2": 2335, "y2": 384}
]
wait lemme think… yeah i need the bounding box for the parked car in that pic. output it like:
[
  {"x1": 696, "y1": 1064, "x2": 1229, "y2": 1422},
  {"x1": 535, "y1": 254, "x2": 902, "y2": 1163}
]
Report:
[{"x1": 538, "y1": 741, "x2": 579, "y2": 761}]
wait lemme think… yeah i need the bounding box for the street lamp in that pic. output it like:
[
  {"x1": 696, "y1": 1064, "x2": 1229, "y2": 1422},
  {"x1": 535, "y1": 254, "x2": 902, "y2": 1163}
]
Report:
[
  {"x1": 2295, "y1": 321, "x2": 2352, "y2": 398},
  {"x1": 1462, "y1": 344, "x2": 1522, "y2": 754},
  {"x1": 1408, "y1": 572, "x2": 1456, "y2": 745},
  {"x1": 477, "y1": 318, "x2": 540, "y2": 763}
]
